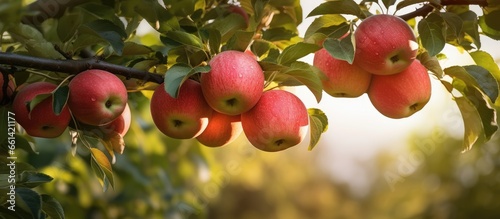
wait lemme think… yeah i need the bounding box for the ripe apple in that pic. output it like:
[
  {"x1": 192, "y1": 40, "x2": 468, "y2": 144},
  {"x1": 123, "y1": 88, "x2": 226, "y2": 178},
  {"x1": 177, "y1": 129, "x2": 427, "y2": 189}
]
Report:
[
  {"x1": 196, "y1": 112, "x2": 242, "y2": 147},
  {"x1": 68, "y1": 69, "x2": 128, "y2": 126},
  {"x1": 241, "y1": 90, "x2": 309, "y2": 152},
  {"x1": 98, "y1": 103, "x2": 131, "y2": 138},
  {"x1": 368, "y1": 60, "x2": 431, "y2": 119},
  {"x1": 201, "y1": 50, "x2": 264, "y2": 115},
  {"x1": 228, "y1": 5, "x2": 249, "y2": 28},
  {"x1": 1, "y1": 72, "x2": 15, "y2": 104},
  {"x1": 353, "y1": 14, "x2": 418, "y2": 75},
  {"x1": 313, "y1": 48, "x2": 372, "y2": 97},
  {"x1": 12, "y1": 82, "x2": 71, "y2": 138},
  {"x1": 150, "y1": 80, "x2": 213, "y2": 139}
]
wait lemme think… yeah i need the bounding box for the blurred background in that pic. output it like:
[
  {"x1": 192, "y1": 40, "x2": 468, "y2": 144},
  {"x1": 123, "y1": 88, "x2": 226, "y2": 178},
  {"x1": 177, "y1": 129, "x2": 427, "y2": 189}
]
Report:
[{"x1": 22, "y1": 0, "x2": 500, "y2": 219}]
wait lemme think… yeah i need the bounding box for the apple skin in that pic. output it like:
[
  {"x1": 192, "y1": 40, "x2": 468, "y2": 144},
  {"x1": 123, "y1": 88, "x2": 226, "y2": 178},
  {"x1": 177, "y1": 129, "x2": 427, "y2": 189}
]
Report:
[
  {"x1": 99, "y1": 103, "x2": 131, "y2": 138},
  {"x1": 196, "y1": 112, "x2": 242, "y2": 147},
  {"x1": 68, "y1": 69, "x2": 128, "y2": 126},
  {"x1": 354, "y1": 14, "x2": 418, "y2": 75},
  {"x1": 1, "y1": 72, "x2": 15, "y2": 104},
  {"x1": 241, "y1": 90, "x2": 309, "y2": 152},
  {"x1": 367, "y1": 60, "x2": 431, "y2": 119},
  {"x1": 201, "y1": 50, "x2": 264, "y2": 115},
  {"x1": 12, "y1": 82, "x2": 71, "y2": 138},
  {"x1": 313, "y1": 48, "x2": 372, "y2": 97},
  {"x1": 150, "y1": 80, "x2": 213, "y2": 139}
]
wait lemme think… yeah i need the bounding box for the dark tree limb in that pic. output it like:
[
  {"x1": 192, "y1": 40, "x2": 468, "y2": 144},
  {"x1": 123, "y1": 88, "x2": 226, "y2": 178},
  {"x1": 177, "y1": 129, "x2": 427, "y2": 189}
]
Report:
[
  {"x1": 398, "y1": 0, "x2": 489, "y2": 21},
  {"x1": 0, "y1": 52, "x2": 164, "y2": 84}
]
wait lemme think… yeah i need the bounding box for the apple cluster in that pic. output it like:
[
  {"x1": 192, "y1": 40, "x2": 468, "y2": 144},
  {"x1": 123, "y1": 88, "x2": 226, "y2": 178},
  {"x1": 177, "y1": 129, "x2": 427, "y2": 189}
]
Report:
[
  {"x1": 151, "y1": 50, "x2": 310, "y2": 152},
  {"x1": 314, "y1": 14, "x2": 432, "y2": 119},
  {"x1": 12, "y1": 70, "x2": 131, "y2": 152}
]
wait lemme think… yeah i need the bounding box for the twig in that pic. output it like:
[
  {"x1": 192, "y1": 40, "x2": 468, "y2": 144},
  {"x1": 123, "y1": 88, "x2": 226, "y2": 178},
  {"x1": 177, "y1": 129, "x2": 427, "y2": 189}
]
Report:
[{"x1": 0, "y1": 52, "x2": 164, "y2": 84}]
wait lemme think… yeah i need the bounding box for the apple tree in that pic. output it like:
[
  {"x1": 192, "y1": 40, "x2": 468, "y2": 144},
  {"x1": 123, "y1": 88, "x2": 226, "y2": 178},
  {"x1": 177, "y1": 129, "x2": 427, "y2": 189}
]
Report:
[{"x1": 1, "y1": 0, "x2": 500, "y2": 218}]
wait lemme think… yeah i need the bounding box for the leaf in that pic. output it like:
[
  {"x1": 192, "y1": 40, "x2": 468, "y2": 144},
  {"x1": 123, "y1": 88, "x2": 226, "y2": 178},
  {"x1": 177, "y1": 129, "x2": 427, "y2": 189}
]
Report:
[
  {"x1": 418, "y1": 13, "x2": 446, "y2": 57},
  {"x1": 134, "y1": 0, "x2": 179, "y2": 33},
  {"x1": 304, "y1": 14, "x2": 347, "y2": 43},
  {"x1": 164, "y1": 64, "x2": 210, "y2": 98},
  {"x1": 307, "y1": 0, "x2": 365, "y2": 18},
  {"x1": 57, "y1": 13, "x2": 83, "y2": 42},
  {"x1": 445, "y1": 66, "x2": 499, "y2": 103},
  {"x1": 439, "y1": 12, "x2": 463, "y2": 40},
  {"x1": 483, "y1": 9, "x2": 500, "y2": 31},
  {"x1": 323, "y1": 34, "x2": 355, "y2": 64},
  {"x1": 460, "y1": 11, "x2": 481, "y2": 48},
  {"x1": 283, "y1": 62, "x2": 323, "y2": 102},
  {"x1": 122, "y1": 42, "x2": 154, "y2": 56},
  {"x1": 206, "y1": 28, "x2": 222, "y2": 54},
  {"x1": 51, "y1": 85, "x2": 69, "y2": 116},
  {"x1": 163, "y1": 30, "x2": 204, "y2": 49},
  {"x1": 90, "y1": 148, "x2": 114, "y2": 190},
  {"x1": 417, "y1": 51, "x2": 443, "y2": 78},
  {"x1": 382, "y1": 0, "x2": 397, "y2": 9},
  {"x1": 15, "y1": 188, "x2": 42, "y2": 219},
  {"x1": 262, "y1": 27, "x2": 297, "y2": 42},
  {"x1": 81, "y1": 19, "x2": 127, "y2": 55},
  {"x1": 203, "y1": 13, "x2": 247, "y2": 42},
  {"x1": 396, "y1": 0, "x2": 436, "y2": 10},
  {"x1": 469, "y1": 51, "x2": 500, "y2": 104},
  {"x1": 18, "y1": 171, "x2": 53, "y2": 188},
  {"x1": 41, "y1": 194, "x2": 65, "y2": 219},
  {"x1": 28, "y1": 93, "x2": 52, "y2": 119},
  {"x1": 308, "y1": 108, "x2": 328, "y2": 151},
  {"x1": 278, "y1": 42, "x2": 321, "y2": 65},
  {"x1": 479, "y1": 14, "x2": 500, "y2": 40},
  {"x1": 224, "y1": 30, "x2": 255, "y2": 52}
]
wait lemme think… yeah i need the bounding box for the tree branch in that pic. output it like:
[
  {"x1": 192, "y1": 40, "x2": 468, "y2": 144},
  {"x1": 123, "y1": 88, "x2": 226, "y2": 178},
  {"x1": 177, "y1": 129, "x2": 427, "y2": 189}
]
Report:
[
  {"x1": 0, "y1": 52, "x2": 164, "y2": 84},
  {"x1": 398, "y1": 0, "x2": 488, "y2": 21}
]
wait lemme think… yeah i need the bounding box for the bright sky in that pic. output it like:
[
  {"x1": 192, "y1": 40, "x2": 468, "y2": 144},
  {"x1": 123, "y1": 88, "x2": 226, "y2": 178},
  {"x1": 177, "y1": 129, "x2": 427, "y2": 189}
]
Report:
[{"x1": 296, "y1": 0, "x2": 496, "y2": 197}]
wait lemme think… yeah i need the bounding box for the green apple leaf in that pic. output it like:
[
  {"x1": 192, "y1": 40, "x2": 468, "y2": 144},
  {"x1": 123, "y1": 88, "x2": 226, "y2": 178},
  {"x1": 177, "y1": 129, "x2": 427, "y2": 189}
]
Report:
[
  {"x1": 396, "y1": 0, "x2": 438, "y2": 10},
  {"x1": 41, "y1": 194, "x2": 65, "y2": 219},
  {"x1": 470, "y1": 50, "x2": 500, "y2": 104},
  {"x1": 278, "y1": 42, "x2": 321, "y2": 65},
  {"x1": 418, "y1": 13, "x2": 446, "y2": 57},
  {"x1": 445, "y1": 65, "x2": 499, "y2": 103},
  {"x1": 323, "y1": 33, "x2": 355, "y2": 64},
  {"x1": 417, "y1": 51, "x2": 443, "y2": 78},
  {"x1": 283, "y1": 62, "x2": 323, "y2": 102},
  {"x1": 122, "y1": 42, "x2": 154, "y2": 56},
  {"x1": 307, "y1": 0, "x2": 365, "y2": 18},
  {"x1": 479, "y1": 14, "x2": 500, "y2": 40},
  {"x1": 460, "y1": 11, "x2": 481, "y2": 49},
  {"x1": 51, "y1": 85, "x2": 69, "y2": 116},
  {"x1": 304, "y1": 14, "x2": 348, "y2": 43},
  {"x1": 28, "y1": 93, "x2": 52, "y2": 119},
  {"x1": 482, "y1": 9, "x2": 500, "y2": 31},
  {"x1": 262, "y1": 27, "x2": 297, "y2": 42},
  {"x1": 90, "y1": 148, "x2": 114, "y2": 191},
  {"x1": 81, "y1": 19, "x2": 127, "y2": 55},
  {"x1": 15, "y1": 187, "x2": 43, "y2": 219},
  {"x1": 446, "y1": 5, "x2": 470, "y2": 15},
  {"x1": 252, "y1": 39, "x2": 279, "y2": 59},
  {"x1": 308, "y1": 108, "x2": 328, "y2": 151},
  {"x1": 134, "y1": 0, "x2": 179, "y2": 33},
  {"x1": 57, "y1": 12, "x2": 83, "y2": 42},
  {"x1": 164, "y1": 64, "x2": 211, "y2": 98},
  {"x1": 162, "y1": 30, "x2": 204, "y2": 49},
  {"x1": 382, "y1": 0, "x2": 397, "y2": 9},
  {"x1": 453, "y1": 83, "x2": 498, "y2": 151},
  {"x1": 205, "y1": 28, "x2": 222, "y2": 54},
  {"x1": 224, "y1": 30, "x2": 255, "y2": 52},
  {"x1": 203, "y1": 13, "x2": 247, "y2": 42},
  {"x1": 18, "y1": 171, "x2": 53, "y2": 188},
  {"x1": 439, "y1": 12, "x2": 463, "y2": 41}
]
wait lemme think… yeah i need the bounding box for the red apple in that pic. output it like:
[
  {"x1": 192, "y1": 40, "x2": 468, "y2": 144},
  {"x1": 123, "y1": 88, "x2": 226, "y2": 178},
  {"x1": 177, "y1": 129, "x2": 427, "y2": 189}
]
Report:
[
  {"x1": 241, "y1": 90, "x2": 309, "y2": 152},
  {"x1": 313, "y1": 48, "x2": 372, "y2": 97},
  {"x1": 1, "y1": 72, "x2": 15, "y2": 104},
  {"x1": 201, "y1": 50, "x2": 264, "y2": 115},
  {"x1": 354, "y1": 14, "x2": 418, "y2": 75},
  {"x1": 12, "y1": 82, "x2": 71, "y2": 138},
  {"x1": 150, "y1": 80, "x2": 213, "y2": 139},
  {"x1": 196, "y1": 112, "x2": 242, "y2": 147},
  {"x1": 68, "y1": 69, "x2": 128, "y2": 126},
  {"x1": 99, "y1": 103, "x2": 131, "y2": 138},
  {"x1": 368, "y1": 60, "x2": 431, "y2": 119}
]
